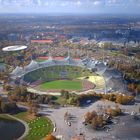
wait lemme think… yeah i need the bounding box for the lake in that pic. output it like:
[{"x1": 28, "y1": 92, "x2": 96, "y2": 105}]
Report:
[{"x1": 0, "y1": 118, "x2": 25, "y2": 140}]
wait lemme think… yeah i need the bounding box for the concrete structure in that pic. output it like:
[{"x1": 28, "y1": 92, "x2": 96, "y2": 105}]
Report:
[
  {"x1": 10, "y1": 54, "x2": 85, "y2": 78},
  {"x1": 2, "y1": 45, "x2": 28, "y2": 52},
  {"x1": 10, "y1": 53, "x2": 125, "y2": 93},
  {"x1": 31, "y1": 39, "x2": 53, "y2": 44}
]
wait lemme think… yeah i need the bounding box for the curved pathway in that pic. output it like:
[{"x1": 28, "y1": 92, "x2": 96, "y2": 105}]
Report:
[{"x1": 27, "y1": 87, "x2": 61, "y2": 96}]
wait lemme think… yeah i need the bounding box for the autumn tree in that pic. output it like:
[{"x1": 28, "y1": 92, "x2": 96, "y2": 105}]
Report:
[
  {"x1": 84, "y1": 111, "x2": 97, "y2": 124},
  {"x1": 28, "y1": 100, "x2": 39, "y2": 116},
  {"x1": 45, "y1": 134, "x2": 57, "y2": 140},
  {"x1": 105, "y1": 105, "x2": 122, "y2": 117},
  {"x1": 91, "y1": 115, "x2": 104, "y2": 130}
]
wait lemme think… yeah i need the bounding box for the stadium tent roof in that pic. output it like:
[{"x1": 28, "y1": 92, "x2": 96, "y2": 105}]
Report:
[
  {"x1": 39, "y1": 59, "x2": 56, "y2": 67},
  {"x1": 10, "y1": 60, "x2": 85, "y2": 79},
  {"x1": 88, "y1": 60, "x2": 95, "y2": 68},
  {"x1": 82, "y1": 57, "x2": 91, "y2": 64},
  {"x1": 96, "y1": 62, "x2": 107, "y2": 68},
  {"x1": 107, "y1": 76, "x2": 124, "y2": 92},
  {"x1": 11, "y1": 66, "x2": 24, "y2": 76},
  {"x1": 76, "y1": 60, "x2": 84, "y2": 66},
  {"x1": 95, "y1": 62, "x2": 107, "y2": 75},
  {"x1": 103, "y1": 68, "x2": 122, "y2": 78},
  {"x1": 55, "y1": 59, "x2": 67, "y2": 65},
  {"x1": 82, "y1": 57, "x2": 100, "y2": 68},
  {"x1": 39, "y1": 59, "x2": 84, "y2": 68},
  {"x1": 96, "y1": 68, "x2": 106, "y2": 75},
  {"x1": 25, "y1": 60, "x2": 39, "y2": 71},
  {"x1": 65, "y1": 56, "x2": 84, "y2": 66},
  {"x1": 65, "y1": 55, "x2": 73, "y2": 63}
]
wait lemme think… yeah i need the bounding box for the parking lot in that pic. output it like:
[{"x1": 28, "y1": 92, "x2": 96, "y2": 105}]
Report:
[{"x1": 38, "y1": 100, "x2": 140, "y2": 140}]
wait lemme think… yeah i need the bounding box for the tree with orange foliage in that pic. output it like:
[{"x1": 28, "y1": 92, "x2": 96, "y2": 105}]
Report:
[
  {"x1": 128, "y1": 83, "x2": 137, "y2": 92},
  {"x1": 45, "y1": 134, "x2": 57, "y2": 140}
]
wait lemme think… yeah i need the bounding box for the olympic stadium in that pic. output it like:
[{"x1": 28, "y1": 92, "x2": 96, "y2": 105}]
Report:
[{"x1": 10, "y1": 54, "x2": 125, "y2": 94}]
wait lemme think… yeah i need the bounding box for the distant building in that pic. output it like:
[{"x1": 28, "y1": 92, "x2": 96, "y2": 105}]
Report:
[{"x1": 31, "y1": 39, "x2": 53, "y2": 44}]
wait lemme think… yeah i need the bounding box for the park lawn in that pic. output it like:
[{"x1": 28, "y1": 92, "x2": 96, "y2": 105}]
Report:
[
  {"x1": 40, "y1": 80, "x2": 82, "y2": 90},
  {"x1": 0, "y1": 114, "x2": 15, "y2": 121},
  {"x1": 25, "y1": 117, "x2": 53, "y2": 140},
  {"x1": 14, "y1": 112, "x2": 36, "y2": 123},
  {"x1": 14, "y1": 112, "x2": 53, "y2": 140}
]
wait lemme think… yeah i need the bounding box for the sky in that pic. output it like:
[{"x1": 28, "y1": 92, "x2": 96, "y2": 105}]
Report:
[{"x1": 0, "y1": 0, "x2": 140, "y2": 14}]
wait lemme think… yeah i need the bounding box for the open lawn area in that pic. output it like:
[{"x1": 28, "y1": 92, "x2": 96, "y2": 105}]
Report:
[
  {"x1": 14, "y1": 112, "x2": 53, "y2": 140},
  {"x1": 40, "y1": 80, "x2": 82, "y2": 90},
  {"x1": 0, "y1": 114, "x2": 15, "y2": 121},
  {"x1": 14, "y1": 112, "x2": 36, "y2": 123}
]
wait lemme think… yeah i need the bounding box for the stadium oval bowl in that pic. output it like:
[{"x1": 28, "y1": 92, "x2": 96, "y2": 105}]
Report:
[{"x1": 2, "y1": 45, "x2": 28, "y2": 52}]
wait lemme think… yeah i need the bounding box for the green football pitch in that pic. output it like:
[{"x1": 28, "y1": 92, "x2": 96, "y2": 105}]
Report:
[{"x1": 40, "y1": 80, "x2": 82, "y2": 90}]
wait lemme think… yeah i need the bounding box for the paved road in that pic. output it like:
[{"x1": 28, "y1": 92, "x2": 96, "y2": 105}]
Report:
[{"x1": 38, "y1": 100, "x2": 140, "y2": 140}]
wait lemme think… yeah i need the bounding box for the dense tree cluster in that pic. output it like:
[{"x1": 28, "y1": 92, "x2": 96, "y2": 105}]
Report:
[
  {"x1": 8, "y1": 86, "x2": 56, "y2": 105},
  {"x1": 27, "y1": 100, "x2": 39, "y2": 116},
  {"x1": 3, "y1": 84, "x2": 12, "y2": 91},
  {"x1": 0, "y1": 96, "x2": 19, "y2": 113},
  {"x1": 60, "y1": 90, "x2": 79, "y2": 106},
  {"x1": 128, "y1": 83, "x2": 140, "y2": 95},
  {"x1": 0, "y1": 72, "x2": 10, "y2": 85},
  {"x1": 84, "y1": 111, "x2": 106, "y2": 130},
  {"x1": 74, "y1": 93, "x2": 134, "y2": 106},
  {"x1": 105, "y1": 105, "x2": 122, "y2": 117},
  {"x1": 6, "y1": 86, "x2": 135, "y2": 108},
  {"x1": 115, "y1": 94, "x2": 134, "y2": 105},
  {"x1": 84, "y1": 106, "x2": 122, "y2": 130}
]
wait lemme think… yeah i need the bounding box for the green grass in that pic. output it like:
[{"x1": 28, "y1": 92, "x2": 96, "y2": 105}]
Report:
[
  {"x1": 25, "y1": 117, "x2": 53, "y2": 140},
  {"x1": 0, "y1": 114, "x2": 16, "y2": 121},
  {"x1": 40, "y1": 80, "x2": 82, "y2": 90},
  {"x1": 14, "y1": 112, "x2": 53, "y2": 140},
  {"x1": 14, "y1": 112, "x2": 34, "y2": 123}
]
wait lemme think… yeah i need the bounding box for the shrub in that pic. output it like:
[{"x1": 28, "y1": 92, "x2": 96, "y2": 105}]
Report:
[{"x1": 45, "y1": 134, "x2": 57, "y2": 140}]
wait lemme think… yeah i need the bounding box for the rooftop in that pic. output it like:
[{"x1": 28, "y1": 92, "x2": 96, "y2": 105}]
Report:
[{"x1": 2, "y1": 45, "x2": 28, "y2": 52}]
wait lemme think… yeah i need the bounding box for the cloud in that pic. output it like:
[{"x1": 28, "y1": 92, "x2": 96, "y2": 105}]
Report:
[
  {"x1": 93, "y1": 1, "x2": 103, "y2": 6},
  {"x1": 0, "y1": 0, "x2": 140, "y2": 13},
  {"x1": 76, "y1": 1, "x2": 82, "y2": 6},
  {"x1": 0, "y1": 0, "x2": 140, "y2": 7}
]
